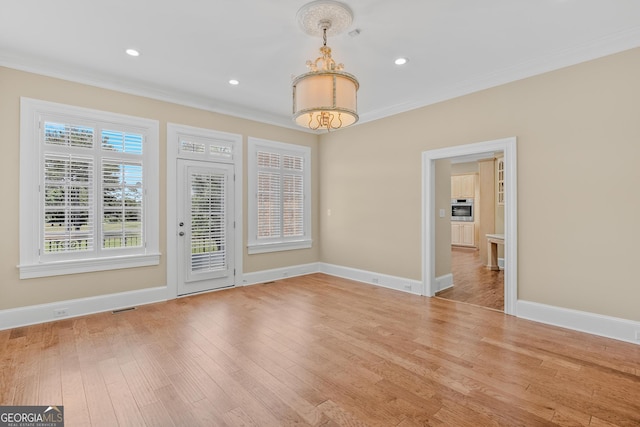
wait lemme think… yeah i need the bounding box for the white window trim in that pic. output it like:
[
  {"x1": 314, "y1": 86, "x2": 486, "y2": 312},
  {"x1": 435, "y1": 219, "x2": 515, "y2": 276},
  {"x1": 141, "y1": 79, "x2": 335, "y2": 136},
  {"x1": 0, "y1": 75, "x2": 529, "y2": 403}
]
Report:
[
  {"x1": 19, "y1": 97, "x2": 160, "y2": 279},
  {"x1": 247, "y1": 137, "x2": 312, "y2": 254}
]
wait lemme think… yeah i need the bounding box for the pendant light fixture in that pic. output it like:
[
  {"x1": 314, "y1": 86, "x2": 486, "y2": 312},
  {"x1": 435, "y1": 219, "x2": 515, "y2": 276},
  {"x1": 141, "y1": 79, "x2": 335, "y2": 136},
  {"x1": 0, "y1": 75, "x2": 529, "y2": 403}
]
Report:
[{"x1": 292, "y1": 1, "x2": 359, "y2": 131}]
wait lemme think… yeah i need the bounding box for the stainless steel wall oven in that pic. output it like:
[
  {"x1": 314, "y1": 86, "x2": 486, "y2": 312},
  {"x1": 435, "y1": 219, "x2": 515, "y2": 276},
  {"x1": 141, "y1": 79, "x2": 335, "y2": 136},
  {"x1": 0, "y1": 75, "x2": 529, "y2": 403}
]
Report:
[{"x1": 451, "y1": 198, "x2": 474, "y2": 221}]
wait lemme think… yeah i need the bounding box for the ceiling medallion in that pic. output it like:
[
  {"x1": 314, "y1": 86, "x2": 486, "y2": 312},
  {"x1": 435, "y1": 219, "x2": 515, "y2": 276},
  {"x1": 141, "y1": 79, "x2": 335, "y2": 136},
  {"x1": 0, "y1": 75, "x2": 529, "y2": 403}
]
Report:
[{"x1": 292, "y1": 1, "x2": 359, "y2": 132}]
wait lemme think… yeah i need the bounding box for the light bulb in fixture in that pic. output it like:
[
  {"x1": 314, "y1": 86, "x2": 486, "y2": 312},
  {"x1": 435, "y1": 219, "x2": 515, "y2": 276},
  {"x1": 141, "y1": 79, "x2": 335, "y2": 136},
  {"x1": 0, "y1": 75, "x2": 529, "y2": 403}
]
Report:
[
  {"x1": 126, "y1": 49, "x2": 140, "y2": 57},
  {"x1": 292, "y1": 1, "x2": 359, "y2": 132},
  {"x1": 229, "y1": 79, "x2": 239, "y2": 85},
  {"x1": 394, "y1": 57, "x2": 408, "y2": 65}
]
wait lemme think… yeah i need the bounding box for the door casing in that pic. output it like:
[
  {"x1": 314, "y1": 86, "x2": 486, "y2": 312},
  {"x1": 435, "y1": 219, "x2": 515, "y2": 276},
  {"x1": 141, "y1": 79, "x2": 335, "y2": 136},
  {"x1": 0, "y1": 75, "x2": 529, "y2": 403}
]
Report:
[
  {"x1": 166, "y1": 124, "x2": 243, "y2": 299},
  {"x1": 422, "y1": 137, "x2": 518, "y2": 315}
]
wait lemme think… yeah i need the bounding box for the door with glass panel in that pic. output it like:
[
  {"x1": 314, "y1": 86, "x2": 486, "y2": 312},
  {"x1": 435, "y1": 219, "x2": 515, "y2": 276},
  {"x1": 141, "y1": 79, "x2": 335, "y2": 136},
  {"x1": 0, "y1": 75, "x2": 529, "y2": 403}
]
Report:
[{"x1": 177, "y1": 160, "x2": 234, "y2": 295}]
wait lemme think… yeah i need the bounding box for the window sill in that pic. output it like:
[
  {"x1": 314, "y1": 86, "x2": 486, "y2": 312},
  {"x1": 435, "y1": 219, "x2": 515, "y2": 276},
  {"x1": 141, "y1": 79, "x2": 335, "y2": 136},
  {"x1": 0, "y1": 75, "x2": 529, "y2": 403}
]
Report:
[
  {"x1": 247, "y1": 239, "x2": 312, "y2": 255},
  {"x1": 18, "y1": 253, "x2": 161, "y2": 279}
]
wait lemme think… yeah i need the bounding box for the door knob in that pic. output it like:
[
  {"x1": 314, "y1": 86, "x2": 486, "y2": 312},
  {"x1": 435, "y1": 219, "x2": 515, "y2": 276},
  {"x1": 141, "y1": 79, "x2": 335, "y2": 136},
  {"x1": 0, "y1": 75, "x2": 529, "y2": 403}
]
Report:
[{"x1": 178, "y1": 231, "x2": 185, "y2": 236}]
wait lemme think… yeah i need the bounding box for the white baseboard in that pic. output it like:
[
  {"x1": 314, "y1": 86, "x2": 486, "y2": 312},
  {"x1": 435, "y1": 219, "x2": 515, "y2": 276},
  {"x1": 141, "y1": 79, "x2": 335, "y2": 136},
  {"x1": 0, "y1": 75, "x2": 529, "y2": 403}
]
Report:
[
  {"x1": 517, "y1": 300, "x2": 640, "y2": 345},
  {"x1": 4, "y1": 266, "x2": 638, "y2": 347},
  {"x1": 242, "y1": 262, "x2": 321, "y2": 286},
  {"x1": 320, "y1": 263, "x2": 422, "y2": 295},
  {"x1": 435, "y1": 273, "x2": 454, "y2": 292},
  {"x1": 0, "y1": 286, "x2": 168, "y2": 331}
]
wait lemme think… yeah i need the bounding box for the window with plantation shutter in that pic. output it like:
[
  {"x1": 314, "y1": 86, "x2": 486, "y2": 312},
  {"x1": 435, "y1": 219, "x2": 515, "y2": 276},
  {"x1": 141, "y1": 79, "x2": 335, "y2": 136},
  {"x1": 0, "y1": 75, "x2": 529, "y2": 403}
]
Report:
[
  {"x1": 248, "y1": 138, "x2": 311, "y2": 254},
  {"x1": 101, "y1": 160, "x2": 143, "y2": 249},
  {"x1": 43, "y1": 153, "x2": 94, "y2": 253},
  {"x1": 19, "y1": 98, "x2": 160, "y2": 279}
]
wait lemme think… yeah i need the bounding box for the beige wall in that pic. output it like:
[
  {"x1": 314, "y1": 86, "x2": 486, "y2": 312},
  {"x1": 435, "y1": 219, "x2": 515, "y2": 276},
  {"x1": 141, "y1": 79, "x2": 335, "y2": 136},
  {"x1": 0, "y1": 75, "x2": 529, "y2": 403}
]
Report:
[
  {"x1": 434, "y1": 160, "x2": 451, "y2": 278},
  {"x1": 319, "y1": 48, "x2": 640, "y2": 322},
  {"x1": 451, "y1": 161, "x2": 479, "y2": 175},
  {"x1": 0, "y1": 66, "x2": 318, "y2": 310},
  {"x1": 3, "y1": 47, "x2": 640, "y2": 323}
]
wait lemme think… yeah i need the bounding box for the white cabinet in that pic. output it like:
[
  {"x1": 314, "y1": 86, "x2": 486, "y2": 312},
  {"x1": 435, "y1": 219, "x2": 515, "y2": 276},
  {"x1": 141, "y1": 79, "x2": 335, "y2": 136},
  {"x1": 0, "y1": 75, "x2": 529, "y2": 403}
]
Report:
[
  {"x1": 451, "y1": 174, "x2": 476, "y2": 199},
  {"x1": 497, "y1": 157, "x2": 504, "y2": 206},
  {"x1": 451, "y1": 222, "x2": 475, "y2": 247}
]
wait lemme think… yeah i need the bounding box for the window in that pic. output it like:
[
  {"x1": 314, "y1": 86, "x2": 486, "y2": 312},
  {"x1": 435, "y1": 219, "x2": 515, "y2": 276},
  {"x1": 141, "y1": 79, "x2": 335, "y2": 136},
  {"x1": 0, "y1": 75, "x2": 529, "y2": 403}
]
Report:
[
  {"x1": 247, "y1": 138, "x2": 311, "y2": 254},
  {"x1": 19, "y1": 98, "x2": 160, "y2": 278}
]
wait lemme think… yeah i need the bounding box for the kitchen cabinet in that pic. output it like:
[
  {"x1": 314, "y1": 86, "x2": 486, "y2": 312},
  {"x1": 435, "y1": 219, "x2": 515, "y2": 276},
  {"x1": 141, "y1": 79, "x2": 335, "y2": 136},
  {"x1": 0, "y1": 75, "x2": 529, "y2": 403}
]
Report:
[
  {"x1": 451, "y1": 174, "x2": 476, "y2": 199},
  {"x1": 451, "y1": 222, "x2": 475, "y2": 247},
  {"x1": 497, "y1": 157, "x2": 504, "y2": 205}
]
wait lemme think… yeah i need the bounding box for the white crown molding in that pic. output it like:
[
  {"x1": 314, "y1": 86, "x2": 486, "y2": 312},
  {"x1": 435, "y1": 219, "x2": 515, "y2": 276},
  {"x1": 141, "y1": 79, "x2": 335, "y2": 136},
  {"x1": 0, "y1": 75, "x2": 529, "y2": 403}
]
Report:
[
  {"x1": 359, "y1": 26, "x2": 640, "y2": 124},
  {"x1": 0, "y1": 51, "x2": 301, "y2": 131},
  {"x1": 3, "y1": 27, "x2": 639, "y2": 131}
]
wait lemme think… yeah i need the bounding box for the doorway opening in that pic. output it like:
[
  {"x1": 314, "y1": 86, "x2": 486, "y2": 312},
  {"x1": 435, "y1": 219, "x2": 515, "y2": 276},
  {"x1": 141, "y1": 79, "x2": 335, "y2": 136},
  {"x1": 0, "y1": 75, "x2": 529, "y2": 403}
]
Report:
[
  {"x1": 437, "y1": 154, "x2": 504, "y2": 311},
  {"x1": 421, "y1": 137, "x2": 517, "y2": 315}
]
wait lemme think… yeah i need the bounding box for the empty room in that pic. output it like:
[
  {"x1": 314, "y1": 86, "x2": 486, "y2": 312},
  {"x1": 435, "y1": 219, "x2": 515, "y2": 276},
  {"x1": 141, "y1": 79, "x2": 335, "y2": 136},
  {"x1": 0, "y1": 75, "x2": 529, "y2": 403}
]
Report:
[{"x1": 1, "y1": 1, "x2": 639, "y2": 426}]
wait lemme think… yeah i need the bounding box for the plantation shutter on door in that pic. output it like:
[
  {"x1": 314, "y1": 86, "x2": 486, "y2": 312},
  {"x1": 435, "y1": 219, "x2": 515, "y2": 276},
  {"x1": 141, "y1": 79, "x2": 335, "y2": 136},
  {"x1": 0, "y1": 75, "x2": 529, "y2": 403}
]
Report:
[{"x1": 187, "y1": 168, "x2": 228, "y2": 280}]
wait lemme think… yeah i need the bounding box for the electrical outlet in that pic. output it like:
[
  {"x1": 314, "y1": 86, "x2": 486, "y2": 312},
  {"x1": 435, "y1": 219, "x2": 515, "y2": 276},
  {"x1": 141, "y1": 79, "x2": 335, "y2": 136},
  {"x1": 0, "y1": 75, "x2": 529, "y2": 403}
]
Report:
[
  {"x1": 53, "y1": 308, "x2": 69, "y2": 318},
  {"x1": 403, "y1": 284, "x2": 411, "y2": 291}
]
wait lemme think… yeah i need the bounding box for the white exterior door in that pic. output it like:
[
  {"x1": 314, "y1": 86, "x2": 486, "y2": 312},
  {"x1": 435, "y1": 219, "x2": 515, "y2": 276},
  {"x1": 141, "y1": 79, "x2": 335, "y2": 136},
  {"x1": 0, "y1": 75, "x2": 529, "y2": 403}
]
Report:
[{"x1": 177, "y1": 159, "x2": 234, "y2": 295}]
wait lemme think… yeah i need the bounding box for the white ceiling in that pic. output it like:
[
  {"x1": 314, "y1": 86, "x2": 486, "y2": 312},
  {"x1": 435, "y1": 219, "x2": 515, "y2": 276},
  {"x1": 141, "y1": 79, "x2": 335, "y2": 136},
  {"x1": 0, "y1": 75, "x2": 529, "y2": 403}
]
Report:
[{"x1": 2, "y1": 0, "x2": 640, "y2": 131}]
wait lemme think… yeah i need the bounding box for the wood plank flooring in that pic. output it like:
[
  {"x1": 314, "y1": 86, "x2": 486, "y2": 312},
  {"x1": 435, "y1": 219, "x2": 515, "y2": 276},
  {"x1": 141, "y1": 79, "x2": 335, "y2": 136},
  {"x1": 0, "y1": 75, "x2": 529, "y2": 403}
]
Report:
[
  {"x1": 437, "y1": 247, "x2": 504, "y2": 311},
  {"x1": 1, "y1": 273, "x2": 639, "y2": 426}
]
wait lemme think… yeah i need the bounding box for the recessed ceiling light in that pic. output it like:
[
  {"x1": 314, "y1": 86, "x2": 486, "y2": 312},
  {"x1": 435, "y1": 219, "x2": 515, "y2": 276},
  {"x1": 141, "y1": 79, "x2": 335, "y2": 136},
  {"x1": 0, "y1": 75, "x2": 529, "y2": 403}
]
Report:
[
  {"x1": 125, "y1": 49, "x2": 140, "y2": 57},
  {"x1": 229, "y1": 79, "x2": 239, "y2": 85},
  {"x1": 394, "y1": 57, "x2": 408, "y2": 66}
]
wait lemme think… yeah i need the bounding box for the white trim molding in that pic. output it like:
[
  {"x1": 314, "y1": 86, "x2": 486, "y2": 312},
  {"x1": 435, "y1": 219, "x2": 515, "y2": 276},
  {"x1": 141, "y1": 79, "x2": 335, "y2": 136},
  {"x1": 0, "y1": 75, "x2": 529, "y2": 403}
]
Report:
[
  {"x1": 0, "y1": 286, "x2": 167, "y2": 331},
  {"x1": 435, "y1": 273, "x2": 454, "y2": 293},
  {"x1": 422, "y1": 137, "x2": 517, "y2": 315},
  {"x1": 19, "y1": 97, "x2": 161, "y2": 278},
  {"x1": 166, "y1": 123, "x2": 243, "y2": 299},
  {"x1": 320, "y1": 263, "x2": 422, "y2": 295},
  {"x1": 4, "y1": 27, "x2": 640, "y2": 132},
  {"x1": 517, "y1": 300, "x2": 640, "y2": 345},
  {"x1": 3, "y1": 265, "x2": 639, "y2": 347},
  {"x1": 242, "y1": 263, "x2": 321, "y2": 286},
  {"x1": 247, "y1": 137, "x2": 312, "y2": 255},
  {"x1": 18, "y1": 254, "x2": 161, "y2": 279}
]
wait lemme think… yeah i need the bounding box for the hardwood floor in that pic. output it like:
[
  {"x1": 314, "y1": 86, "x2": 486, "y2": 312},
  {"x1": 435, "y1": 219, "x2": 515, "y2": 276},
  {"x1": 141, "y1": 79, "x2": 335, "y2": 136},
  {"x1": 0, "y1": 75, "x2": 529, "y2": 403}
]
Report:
[
  {"x1": 1, "y1": 273, "x2": 639, "y2": 426},
  {"x1": 437, "y1": 247, "x2": 504, "y2": 311}
]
